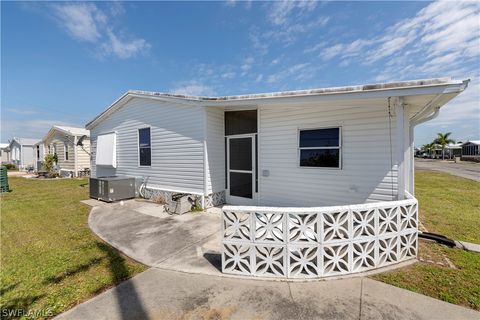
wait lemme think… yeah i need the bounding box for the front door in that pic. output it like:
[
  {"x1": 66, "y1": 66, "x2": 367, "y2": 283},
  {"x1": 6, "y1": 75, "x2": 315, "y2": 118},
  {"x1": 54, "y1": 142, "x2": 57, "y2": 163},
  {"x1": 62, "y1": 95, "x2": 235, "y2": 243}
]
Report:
[{"x1": 226, "y1": 134, "x2": 256, "y2": 205}]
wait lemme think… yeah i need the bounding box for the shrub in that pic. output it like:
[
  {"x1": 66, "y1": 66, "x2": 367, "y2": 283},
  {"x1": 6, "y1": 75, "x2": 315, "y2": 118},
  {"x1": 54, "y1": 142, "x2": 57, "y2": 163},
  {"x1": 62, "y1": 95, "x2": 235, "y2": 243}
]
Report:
[
  {"x1": 4, "y1": 163, "x2": 17, "y2": 170},
  {"x1": 43, "y1": 153, "x2": 58, "y2": 176}
]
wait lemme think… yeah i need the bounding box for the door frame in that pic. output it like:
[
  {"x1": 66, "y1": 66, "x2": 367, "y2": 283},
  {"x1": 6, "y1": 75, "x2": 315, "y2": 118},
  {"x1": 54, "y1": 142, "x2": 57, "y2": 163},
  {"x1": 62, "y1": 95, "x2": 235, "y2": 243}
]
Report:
[{"x1": 226, "y1": 133, "x2": 257, "y2": 205}]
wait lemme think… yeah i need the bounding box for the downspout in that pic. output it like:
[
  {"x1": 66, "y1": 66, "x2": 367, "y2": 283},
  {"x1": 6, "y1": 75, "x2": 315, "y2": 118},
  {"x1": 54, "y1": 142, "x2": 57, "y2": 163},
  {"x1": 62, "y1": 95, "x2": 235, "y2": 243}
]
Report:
[
  {"x1": 408, "y1": 101, "x2": 442, "y2": 196},
  {"x1": 20, "y1": 144, "x2": 23, "y2": 169},
  {"x1": 202, "y1": 107, "x2": 208, "y2": 209}
]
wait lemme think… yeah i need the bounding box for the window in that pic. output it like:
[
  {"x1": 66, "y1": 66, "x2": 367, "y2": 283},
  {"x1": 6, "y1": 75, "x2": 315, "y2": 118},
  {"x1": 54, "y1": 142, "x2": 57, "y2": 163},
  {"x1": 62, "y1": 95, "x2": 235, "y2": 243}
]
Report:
[
  {"x1": 138, "y1": 128, "x2": 151, "y2": 166},
  {"x1": 36, "y1": 145, "x2": 40, "y2": 158},
  {"x1": 64, "y1": 143, "x2": 69, "y2": 160},
  {"x1": 299, "y1": 127, "x2": 341, "y2": 168}
]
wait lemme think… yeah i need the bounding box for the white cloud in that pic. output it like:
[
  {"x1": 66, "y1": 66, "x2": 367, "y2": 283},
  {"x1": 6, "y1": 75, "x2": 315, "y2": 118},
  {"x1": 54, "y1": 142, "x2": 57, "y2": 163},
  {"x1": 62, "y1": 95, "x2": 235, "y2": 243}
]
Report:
[
  {"x1": 241, "y1": 57, "x2": 255, "y2": 70},
  {"x1": 51, "y1": 3, "x2": 104, "y2": 42},
  {"x1": 267, "y1": 0, "x2": 317, "y2": 26},
  {"x1": 170, "y1": 81, "x2": 216, "y2": 96},
  {"x1": 102, "y1": 29, "x2": 150, "y2": 59},
  {"x1": 267, "y1": 63, "x2": 311, "y2": 83},
  {"x1": 424, "y1": 80, "x2": 480, "y2": 127},
  {"x1": 49, "y1": 3, "x2": 149, "y2": 59},
  {"x1": 221, "y1": 72, "x2": 236, "y2": 79},
  {"x1": 5, "y1": 108, "x2": 37, "y2": 115},
  {"x1": 1, "y1": 118, "x2": 76, "y2": 140},
  {"x1": 250, "y1": 2, "x2": 328, "y2": 55},
  {"x1": 318, "y1": 1, "x2": 479, "y2": 75}
]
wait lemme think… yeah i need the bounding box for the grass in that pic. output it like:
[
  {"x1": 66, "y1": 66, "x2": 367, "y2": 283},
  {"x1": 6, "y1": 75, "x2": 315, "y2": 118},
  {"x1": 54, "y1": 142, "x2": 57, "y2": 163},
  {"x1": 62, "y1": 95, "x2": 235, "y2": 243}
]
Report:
[
  {"x1": 0, "y1": 177, "x2": 147, "y2": 319},
  {"x1": 373, "y1": 170, "x2": 480, "y2": 310}
]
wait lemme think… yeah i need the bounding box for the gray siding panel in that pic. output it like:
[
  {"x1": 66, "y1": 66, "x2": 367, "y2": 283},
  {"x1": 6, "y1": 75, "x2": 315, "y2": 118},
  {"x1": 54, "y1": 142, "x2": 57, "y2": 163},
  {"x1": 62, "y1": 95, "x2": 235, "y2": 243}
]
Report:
[
  {"x1": 90, "y1": 98, "x2": 205, "y2": 194},
  {"x1": 258, "y1": 104, "x2": 398, "y2": 207},
  {"x1": 205, "y1": 107, "x2": 225, "y2": 194}
]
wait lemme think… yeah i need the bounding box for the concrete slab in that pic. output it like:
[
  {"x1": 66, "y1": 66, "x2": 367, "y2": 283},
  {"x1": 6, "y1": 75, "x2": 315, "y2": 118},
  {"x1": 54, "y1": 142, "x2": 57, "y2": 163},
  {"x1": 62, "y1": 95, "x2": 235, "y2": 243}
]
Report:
[
  {"x1": 78, "y1": 201, "x2": 480, "y2": 320},
  {"x1": 288, "y1": 278, "x2": 362, "y2": 320},
  {"x1": 457, "y1": 240, "x2": 480, "y2": 253},
  {"x1": 56, "y1": 268, "x2": 480, "y2": 320},
  {"x1": 88, "y1": 203, "x2": 221, "y2": 266},
  {"x1": 361, "y1": 278, "x2": 480, "y2": 320}
]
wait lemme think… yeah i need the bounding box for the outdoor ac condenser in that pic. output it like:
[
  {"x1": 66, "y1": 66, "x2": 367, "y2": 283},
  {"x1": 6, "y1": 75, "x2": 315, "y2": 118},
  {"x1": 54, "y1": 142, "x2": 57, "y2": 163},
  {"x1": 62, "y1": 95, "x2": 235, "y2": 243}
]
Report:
[{"x1": 89, "y1": 176, "x2": 135, "y2": 202}]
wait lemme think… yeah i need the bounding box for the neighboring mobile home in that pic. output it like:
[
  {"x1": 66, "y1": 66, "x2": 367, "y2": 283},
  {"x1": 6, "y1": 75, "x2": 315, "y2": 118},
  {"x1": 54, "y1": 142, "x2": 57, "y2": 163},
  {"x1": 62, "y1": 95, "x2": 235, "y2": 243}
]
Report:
[
  {"x1": 42, "y1": 126, "x2": 91, "y2": 177},
  {"x1": 461, "y1": 140, "x2": 480, "y2": 162},
  {"x1": 0, "y1": 143, "x2": 10, "y2": 164},
  {"x1": 33, "y1": 140, "x2": 46, "y2": 171},
  {"x1": 8, "y1": 138, "x2": 37, "y2": 170},
  {"x1": 86, "y1": 78, "x2": 468, "y2": 208}
]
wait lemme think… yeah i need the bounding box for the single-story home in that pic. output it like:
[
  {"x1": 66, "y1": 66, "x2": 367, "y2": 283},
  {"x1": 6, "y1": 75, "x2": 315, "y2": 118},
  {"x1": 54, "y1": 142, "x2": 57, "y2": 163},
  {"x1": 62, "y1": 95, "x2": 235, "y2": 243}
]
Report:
[
  {"x1": 445, "y1": 142, "x2": 463, "y2": 159},
  {"x1": 0, "y1": 143, "x2": 10, "y2": 164},
  {"x1": 461, "y1": 140, "x2": 480, "y2": 162},
  {"x1": 33, "y1": 140, "x2": 46, "y2": 171},
  {"x1": 86, "y1": 77, "x2": 468, "y2": 208},
  {"x1": 41, "y1": 125, "x2": 91, "y2": 177},
  {"x1": 7, "y1": 137, "x2": 38, "y2": 170}
]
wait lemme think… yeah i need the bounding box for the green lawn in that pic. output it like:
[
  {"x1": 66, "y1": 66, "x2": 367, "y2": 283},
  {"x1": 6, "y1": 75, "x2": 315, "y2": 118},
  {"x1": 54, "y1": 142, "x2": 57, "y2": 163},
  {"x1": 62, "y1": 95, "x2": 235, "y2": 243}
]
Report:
[
  {"x1": 373, "y1": 171, "x2": 480, "y2": 310},
  {"x1": 0, "y1": 177, "x2": 146, "y2": 319}
]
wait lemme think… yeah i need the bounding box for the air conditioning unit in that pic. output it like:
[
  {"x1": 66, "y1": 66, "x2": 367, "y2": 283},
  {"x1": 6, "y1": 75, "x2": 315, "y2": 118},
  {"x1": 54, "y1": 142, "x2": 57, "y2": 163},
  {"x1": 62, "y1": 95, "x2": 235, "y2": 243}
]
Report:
[{"x1": 90, "y1": 176, "x2": 135, "y2": 202}]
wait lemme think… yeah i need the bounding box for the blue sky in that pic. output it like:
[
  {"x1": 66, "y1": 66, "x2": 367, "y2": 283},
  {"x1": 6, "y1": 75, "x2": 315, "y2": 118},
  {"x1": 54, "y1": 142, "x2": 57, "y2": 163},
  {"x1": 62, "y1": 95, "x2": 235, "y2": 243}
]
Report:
[{"x1": 1, "y1": 1, "x2": 479, "y2": 145}]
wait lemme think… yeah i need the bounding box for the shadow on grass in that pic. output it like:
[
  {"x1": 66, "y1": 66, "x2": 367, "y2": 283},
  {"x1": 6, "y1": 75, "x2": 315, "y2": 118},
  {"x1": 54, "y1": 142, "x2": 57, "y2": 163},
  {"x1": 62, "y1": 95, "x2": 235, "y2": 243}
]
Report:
[
  {"x1": 95, "y1": 241, "x2": 148, "y2": 320},
  {"x1": 0, "y1": 294, "x2": 46, "y2": 320},
  {"x1": 43, "y1": 258, "x2": 104, "y2": 284},
  {"x1": 0, "y1": 283, "x2": 18, "y2": 296}
]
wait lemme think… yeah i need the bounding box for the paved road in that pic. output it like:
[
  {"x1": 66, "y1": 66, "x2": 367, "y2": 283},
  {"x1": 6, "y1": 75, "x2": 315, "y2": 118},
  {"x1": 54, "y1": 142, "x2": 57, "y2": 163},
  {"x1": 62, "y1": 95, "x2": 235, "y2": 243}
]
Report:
[
  {"x1": 415, "y1": 158, "x2": 480, "y2": 182},
  {"x1": 56, "y1": 200, "x2": 480, "y2": 320}
]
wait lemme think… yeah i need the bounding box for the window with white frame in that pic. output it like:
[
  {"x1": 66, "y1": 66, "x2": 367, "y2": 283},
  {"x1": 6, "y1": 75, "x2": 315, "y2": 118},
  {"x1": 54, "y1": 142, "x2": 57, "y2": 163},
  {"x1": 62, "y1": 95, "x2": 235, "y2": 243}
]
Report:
[
  {"x1": 64, "y1": 143, "x2": 69, "y2": 160},
  {"x1": 299, "y1": 127, "x2": 341, "y2": 168},
  {"x1": 138, "y1": 128, "x2": 151, "y2": 166}
]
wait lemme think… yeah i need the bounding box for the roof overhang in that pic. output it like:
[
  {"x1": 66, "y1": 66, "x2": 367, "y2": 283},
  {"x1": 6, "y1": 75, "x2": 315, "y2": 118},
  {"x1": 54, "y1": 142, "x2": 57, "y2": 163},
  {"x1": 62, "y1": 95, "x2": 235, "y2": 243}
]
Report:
[{"x1": 86, "y1": 78, "x2": 470, "y2": 130}]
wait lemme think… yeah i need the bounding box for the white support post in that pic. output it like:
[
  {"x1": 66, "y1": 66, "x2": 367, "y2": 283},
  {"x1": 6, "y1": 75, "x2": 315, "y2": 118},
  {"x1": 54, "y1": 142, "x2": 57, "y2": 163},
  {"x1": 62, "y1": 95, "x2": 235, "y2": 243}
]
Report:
[
  {"x1": 409, "y1": 126, "x2": 415, "y2": 194},
  {"x1": 394, "y1": 97, "x2": 406, "y2": 200},
  {"x1": 74, "y1": 136, "x2": 78, "y2": 177}
]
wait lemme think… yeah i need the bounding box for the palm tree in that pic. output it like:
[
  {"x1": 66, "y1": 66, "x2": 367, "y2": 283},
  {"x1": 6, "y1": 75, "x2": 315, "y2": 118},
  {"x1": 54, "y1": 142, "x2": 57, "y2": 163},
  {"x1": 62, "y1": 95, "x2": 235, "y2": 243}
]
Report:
[
  {"x1": 434, "y1": 132, "x2": 455, "y2": 160},
  {"x1": 425, "y1": 142, "x2": 436, "y2": 158}
]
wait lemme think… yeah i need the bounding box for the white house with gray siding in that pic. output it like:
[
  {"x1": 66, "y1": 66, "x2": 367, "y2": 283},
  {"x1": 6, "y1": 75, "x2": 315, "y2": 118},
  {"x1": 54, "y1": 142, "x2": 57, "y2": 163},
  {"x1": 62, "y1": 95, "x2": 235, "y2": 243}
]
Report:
[
  {"x1": 86, "y1": 78, "x2": 468, "y2": 208},
  {"x1": 7, "y1": 137, "x2": 38, "y2": 170},
  {"x1": 41, "y1": 126, "x2": 91, "y2": 177}
]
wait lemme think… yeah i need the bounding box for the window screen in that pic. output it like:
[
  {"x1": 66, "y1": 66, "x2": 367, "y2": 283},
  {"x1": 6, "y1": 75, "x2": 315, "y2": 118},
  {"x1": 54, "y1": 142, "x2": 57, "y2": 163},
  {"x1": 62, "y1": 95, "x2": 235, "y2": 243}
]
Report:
[
  {"x1": 225, "y1": 110, "x2": 257, "y2": 135},
  {"x1": 299, "y1": 128, "x2": 341, "y2": 168},
  {"x1": 138, "y1": 128, "x2": 151, "y2": 166}
]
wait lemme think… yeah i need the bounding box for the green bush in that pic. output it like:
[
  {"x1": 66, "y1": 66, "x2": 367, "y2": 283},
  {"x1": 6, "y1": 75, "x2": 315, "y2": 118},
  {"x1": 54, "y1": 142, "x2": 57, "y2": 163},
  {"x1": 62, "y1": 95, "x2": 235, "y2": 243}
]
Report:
[
  {"x1": 43, "y1": 153, "x2": 58, "y2": 176},
  {"x1": 4, "y1": 163, "x2": 17, "y2": 170}
]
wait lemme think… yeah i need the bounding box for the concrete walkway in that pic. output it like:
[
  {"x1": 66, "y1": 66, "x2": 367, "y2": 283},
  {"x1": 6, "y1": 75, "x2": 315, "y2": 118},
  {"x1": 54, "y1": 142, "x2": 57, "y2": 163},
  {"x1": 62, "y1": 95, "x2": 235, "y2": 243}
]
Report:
[
  {"x1": 57, "y1": 268, "x2": 479, "y2": 320},
  {"x1": 58, "y1": 200, "x2": 480, "y2": 319},
  {"x1": 415, "y1": 158, "x2": 480, "y2": 181}
]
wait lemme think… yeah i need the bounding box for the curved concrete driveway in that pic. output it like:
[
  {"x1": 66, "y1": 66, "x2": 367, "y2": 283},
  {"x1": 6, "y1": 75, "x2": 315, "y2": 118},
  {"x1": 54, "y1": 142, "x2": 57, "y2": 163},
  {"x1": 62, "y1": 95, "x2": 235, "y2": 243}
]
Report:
[{"x1": 60, "y1": 199, "x2": 480, "y2": 320}]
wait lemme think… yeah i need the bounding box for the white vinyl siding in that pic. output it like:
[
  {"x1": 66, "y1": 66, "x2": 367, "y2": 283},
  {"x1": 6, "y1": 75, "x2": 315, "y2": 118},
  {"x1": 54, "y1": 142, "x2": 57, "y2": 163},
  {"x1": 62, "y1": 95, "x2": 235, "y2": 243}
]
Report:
[
  {"x1": 44, "y1": 130, "x2": 91, "y2": 174},
  {"x1": 76, "y1": 139, "x2": 91, "y2": 171},
  {"x1": 90, "y1": 97, "x2": 205, "y2": 194},
  {"x1": 45, "y1": 132, "x2": 75, "y2": 171},
  {"x1": 258, "y1": 103, "x2": 399, "y2": 207},
  {"x1": 205, "y1": 107, "x2": 225, "y2": 194}
]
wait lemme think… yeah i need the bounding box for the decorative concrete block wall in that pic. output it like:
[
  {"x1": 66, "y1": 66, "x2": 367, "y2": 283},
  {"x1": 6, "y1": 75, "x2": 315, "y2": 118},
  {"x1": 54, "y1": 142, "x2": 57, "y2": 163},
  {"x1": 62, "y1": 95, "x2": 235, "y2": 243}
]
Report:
[{"x1": 222, "y1": 194, "x2": 418, "y2": 279}]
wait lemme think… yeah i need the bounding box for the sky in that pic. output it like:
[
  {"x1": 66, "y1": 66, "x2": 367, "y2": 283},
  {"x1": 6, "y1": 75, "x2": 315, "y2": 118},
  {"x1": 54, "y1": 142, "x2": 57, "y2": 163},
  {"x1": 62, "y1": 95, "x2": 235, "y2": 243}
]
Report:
[{"x1": 1, "y1": 1, "x2": 479, "y2": 146}]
